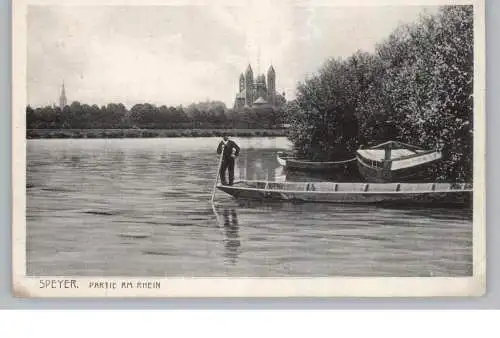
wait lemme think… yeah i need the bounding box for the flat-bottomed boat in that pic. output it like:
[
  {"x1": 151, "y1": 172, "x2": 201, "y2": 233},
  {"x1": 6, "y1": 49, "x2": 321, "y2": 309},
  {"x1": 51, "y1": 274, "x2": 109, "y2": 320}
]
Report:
[{"x1": 217, "y1": 180, "x2": 471, "y2": 208}]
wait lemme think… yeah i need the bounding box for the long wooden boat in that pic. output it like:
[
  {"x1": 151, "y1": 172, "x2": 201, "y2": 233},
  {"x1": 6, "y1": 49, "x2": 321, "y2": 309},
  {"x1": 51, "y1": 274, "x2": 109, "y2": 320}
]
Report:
[
  {"x1": 217, "y1": 180, "x2": 472, "y2": 208},
  {"x1": 356, "y1": 141, "x2": 442, "y2": 183},
  {"x1": 277, "y1": 151, "x2": 357, "y2": 172}
]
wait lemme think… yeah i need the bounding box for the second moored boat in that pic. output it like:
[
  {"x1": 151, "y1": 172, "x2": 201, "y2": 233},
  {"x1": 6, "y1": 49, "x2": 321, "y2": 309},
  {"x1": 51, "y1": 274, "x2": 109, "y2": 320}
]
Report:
[
  {"x1": 276, "y1": 151, "x2": 357, "y2": 172},
  {"x1": 356, "y1": 141, "x2": 442, "y2": 183}
]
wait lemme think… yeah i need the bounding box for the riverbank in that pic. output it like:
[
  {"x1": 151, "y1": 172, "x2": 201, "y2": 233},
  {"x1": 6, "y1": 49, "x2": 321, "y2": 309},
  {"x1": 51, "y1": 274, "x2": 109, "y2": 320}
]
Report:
[{"x1": 27, "y1": 128, "x2": 287, "y2": 139}]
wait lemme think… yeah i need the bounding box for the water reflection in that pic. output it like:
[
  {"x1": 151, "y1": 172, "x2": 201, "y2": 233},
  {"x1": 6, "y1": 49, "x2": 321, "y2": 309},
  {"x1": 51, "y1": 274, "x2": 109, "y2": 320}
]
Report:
[
  {"x1": 237, "y1": 149, "x2": 281, "y2": 181},
  {"x1": 110, "y1": 150, "x2": 125, "y2": 164},
  {"x1": 27, "y1": 138, "x2": 472, "y2": 277},
  {"x1": 222, "y1": 208, "x2": 240, "y2": 265},
  {"x1": 236, "y1": 149, "x2": 363, "y2": 183},
  {"x1": 69, "y1": 154, "x2": 83, "y2": 168}
]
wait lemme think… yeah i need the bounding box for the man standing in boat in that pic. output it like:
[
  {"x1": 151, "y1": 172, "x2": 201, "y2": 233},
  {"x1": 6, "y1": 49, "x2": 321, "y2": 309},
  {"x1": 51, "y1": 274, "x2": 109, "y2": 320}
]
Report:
[{"x1": 217, "y1": 134, "x2": 240, "y2": 186}]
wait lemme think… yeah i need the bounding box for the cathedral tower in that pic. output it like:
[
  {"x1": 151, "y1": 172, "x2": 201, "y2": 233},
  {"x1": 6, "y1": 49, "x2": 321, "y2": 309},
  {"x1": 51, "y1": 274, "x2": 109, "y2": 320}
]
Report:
[
  {"x1": 59, "y1": 82, "x2": 67, "y2": 108},
  {"x1": 239, "y1": 73, "x2": 245, "y2": 92},
  {"x1": 256, "y1": 74, "x2": 267, "y2": 100},
  {"x1": 245, "y1": 64, "x2": 254, "y2": 106},
  {"x1": 267, "y1": 65, "x2": 276, "y2": 106}
]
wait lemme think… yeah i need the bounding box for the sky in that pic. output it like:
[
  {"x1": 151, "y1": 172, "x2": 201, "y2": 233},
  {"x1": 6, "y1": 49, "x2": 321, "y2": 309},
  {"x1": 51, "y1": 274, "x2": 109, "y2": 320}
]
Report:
[{"x1": 27, "y1": 4, "x2": 441, "y2": 109}]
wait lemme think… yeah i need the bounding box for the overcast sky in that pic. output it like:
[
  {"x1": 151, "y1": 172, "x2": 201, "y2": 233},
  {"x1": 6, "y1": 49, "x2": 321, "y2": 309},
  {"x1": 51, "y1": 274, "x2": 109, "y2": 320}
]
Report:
[{"x1": 27, "y1": 4, "x2": 440, "y2": 108}]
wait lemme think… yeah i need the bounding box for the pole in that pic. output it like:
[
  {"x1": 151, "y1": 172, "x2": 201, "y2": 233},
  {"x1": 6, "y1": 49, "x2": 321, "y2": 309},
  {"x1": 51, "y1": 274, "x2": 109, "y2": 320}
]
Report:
[{"x1": 211, "y1": 145, "x2": 224, "y2": 204}]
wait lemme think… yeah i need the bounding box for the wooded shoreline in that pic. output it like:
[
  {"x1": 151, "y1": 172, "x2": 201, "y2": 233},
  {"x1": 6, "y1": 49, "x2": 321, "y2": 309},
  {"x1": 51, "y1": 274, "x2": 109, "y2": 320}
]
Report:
[{"x1": 26, "y1": 128, "x2": 287, "y2": 139}]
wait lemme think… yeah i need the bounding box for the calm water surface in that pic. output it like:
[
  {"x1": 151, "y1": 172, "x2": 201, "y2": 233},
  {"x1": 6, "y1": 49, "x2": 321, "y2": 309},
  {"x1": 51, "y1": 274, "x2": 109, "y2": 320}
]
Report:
[{"x1": 26, "y1": 137, "x2": 472, "y2": 277}]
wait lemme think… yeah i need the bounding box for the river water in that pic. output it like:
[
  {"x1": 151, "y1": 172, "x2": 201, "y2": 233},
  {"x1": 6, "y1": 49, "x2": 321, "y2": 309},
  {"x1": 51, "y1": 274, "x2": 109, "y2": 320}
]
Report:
[{"x1": 26, "y1": 137, "x2": 473, "y2": 277}]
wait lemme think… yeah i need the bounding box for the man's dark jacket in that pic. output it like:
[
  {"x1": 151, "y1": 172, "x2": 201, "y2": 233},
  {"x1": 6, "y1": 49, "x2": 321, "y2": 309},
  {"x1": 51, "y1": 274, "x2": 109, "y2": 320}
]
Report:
[{"x1": 217, "y1": 140, "x2": 240, "y2": 160}]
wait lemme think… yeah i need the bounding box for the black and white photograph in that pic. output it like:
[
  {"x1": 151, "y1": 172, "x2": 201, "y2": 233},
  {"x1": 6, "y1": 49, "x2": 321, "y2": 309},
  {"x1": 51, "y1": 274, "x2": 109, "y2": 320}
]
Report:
[{"x1": 12, "y1": 0, "x2": 485, "y2": 297}]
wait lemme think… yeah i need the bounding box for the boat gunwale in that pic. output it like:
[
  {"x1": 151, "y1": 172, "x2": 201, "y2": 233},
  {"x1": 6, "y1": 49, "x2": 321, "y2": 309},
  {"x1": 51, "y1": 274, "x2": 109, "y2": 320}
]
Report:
[
  {"x1": 277, "y1": 151, "x2": 356, "y2": 166},
  {"x1": 219, "y1": 181, "x2": 473, "y2": 195},
  {"x1": 286, "y1": 157, "x2": 357, "y2": 165}
]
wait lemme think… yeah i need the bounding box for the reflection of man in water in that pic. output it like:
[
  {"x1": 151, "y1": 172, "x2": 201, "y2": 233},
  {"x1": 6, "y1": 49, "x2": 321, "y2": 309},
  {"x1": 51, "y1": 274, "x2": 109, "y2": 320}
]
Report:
[
  {"x1": 216, "y1": 134, "x2": 240, "y2": 186},
  {"x1": 222, "y1": 208, "x2": 240, "y2": 264}
]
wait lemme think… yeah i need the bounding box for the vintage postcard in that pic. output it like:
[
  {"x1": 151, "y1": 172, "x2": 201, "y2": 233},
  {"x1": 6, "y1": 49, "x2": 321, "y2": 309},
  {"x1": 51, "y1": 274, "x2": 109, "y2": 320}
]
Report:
[{"x1": 12, "y1": 0, "x2": 486, "y2": 297}]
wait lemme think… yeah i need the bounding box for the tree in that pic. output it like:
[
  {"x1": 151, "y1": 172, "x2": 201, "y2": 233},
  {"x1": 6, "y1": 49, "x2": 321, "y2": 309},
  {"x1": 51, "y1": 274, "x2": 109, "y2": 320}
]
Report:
[
  {"x1": 285, "y1": 5, "x2": 473, "y2": 181},
  {"x1": 286, "y1": 58, "x2": 361, "y2": 161},
  {"x1": 377, "y1": 6, "x2": 473, "y2": 180}
]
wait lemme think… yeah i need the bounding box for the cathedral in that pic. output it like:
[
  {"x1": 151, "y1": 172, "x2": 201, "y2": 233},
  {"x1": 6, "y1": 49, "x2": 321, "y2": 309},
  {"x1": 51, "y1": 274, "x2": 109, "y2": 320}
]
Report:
[{"x1": 233, "y1": 64, "x2": 286, "y2": 111}]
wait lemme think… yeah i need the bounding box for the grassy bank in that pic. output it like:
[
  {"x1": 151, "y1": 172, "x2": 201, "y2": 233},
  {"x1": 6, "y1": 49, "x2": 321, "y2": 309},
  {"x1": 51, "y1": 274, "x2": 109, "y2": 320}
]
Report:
[{"x1": 27, "y1": 128, "x2": 287, "y2": 139}]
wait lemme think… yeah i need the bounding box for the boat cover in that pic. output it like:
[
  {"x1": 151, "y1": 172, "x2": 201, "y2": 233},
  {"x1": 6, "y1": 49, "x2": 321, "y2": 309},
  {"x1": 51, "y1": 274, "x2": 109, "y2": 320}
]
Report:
[
  {"x1": 391, "y1": 151, "x2": 442, "y2": 170},
  {"x1": 357, "y1": 148, "x2": 441, "y2": 171},
  {"x1": 357, "y1": 148, "x2": 421, "y2": 161}
]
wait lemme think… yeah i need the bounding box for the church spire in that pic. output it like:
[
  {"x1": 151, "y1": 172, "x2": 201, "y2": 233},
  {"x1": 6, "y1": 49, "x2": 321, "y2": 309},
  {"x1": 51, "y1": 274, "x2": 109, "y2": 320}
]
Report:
[
  {"x1": 257, "y1": 44, "x2": 261, "y2": 75},
  {"x1": 267, "y1": 65, "x2": 276, "y2": 105},
  {"x1": 59, "y1": 81, "x2": 67, "y2": 108}
]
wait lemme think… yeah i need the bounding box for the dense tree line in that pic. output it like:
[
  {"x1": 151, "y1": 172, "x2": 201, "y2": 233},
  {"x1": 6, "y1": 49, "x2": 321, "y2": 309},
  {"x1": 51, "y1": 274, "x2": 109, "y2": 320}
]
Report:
[
  {"x1": 26, "y1": 100, "x2": 285, "y2": 130},
  {"x1": 285, "y1": 6, "x2": 473, "y2": 182}
]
